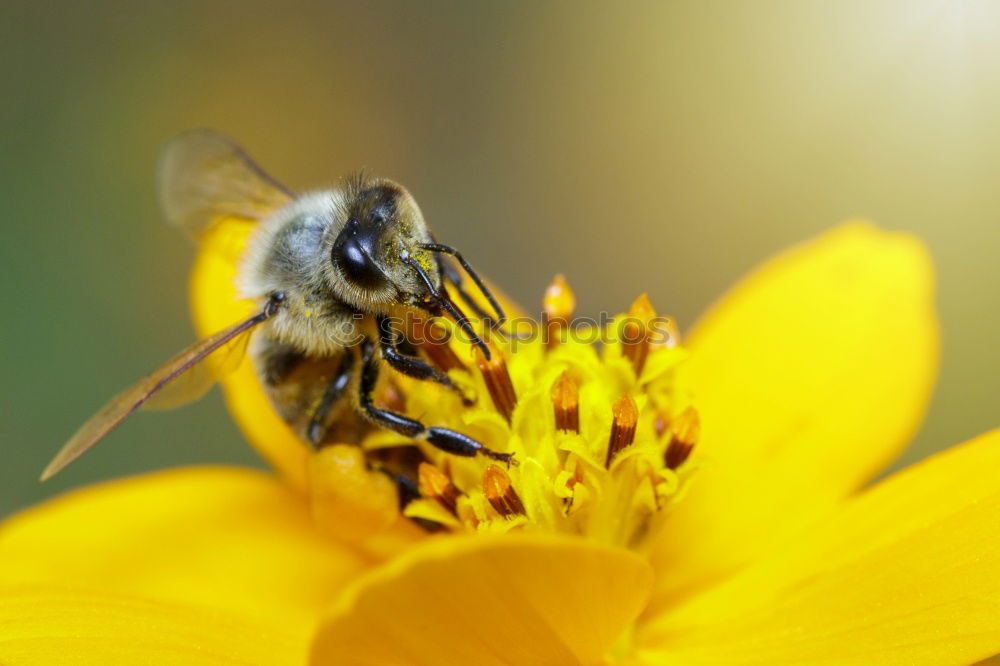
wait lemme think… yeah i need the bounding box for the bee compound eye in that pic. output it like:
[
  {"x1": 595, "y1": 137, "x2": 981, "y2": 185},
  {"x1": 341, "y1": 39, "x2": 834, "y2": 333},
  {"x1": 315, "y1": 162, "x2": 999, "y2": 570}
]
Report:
[{"x1": 332, "y1": 219, "x2": 388, "y2": 289}]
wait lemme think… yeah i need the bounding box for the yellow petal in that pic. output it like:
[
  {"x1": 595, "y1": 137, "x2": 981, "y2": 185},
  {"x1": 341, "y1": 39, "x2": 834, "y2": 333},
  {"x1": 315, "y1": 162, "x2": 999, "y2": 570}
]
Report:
[
  {"x1": 311, "y1": 534, "x2": 653, "y2": 666},
  {"x1": 0, "y1": 466, "x2": 368, "y2": 637},
  {"x1": 190, "y1": 217, "x2": 311, "y2": 489},
  {"x1": 649, "y1": 222, "x2": 939, "y2": 608},
  {"x1": 307, "y1": 444, "x2": 428, "y2": 553},
  {"x1": 0, "y1": 584, "x2": 301, "y2": 665},
  {"x1": 639, "y1": 429, "x2": 1000, "y2": 665}
]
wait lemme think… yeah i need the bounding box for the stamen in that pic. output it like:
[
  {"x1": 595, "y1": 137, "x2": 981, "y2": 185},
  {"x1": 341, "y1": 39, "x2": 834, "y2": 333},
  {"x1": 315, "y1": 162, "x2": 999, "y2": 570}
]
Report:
[
  {"x1": 418, "y1": 462, "x2": 460, "y2": 514},
  {"x1": 476, "y1": 345, "x2": 517, "y2": 423},
  {"x1": 542, "y1": 274, "x2": 576, "y2": 349},
  {"x1": 652, "y1": 315, "x2": 681, "y2": 350},
  {"x1": 483, "y1": 464, "x2": 526, "y2": 518},
  {"x1": 664, "y1": 406, "x2": 700, "y2": 470},
  {"x1": 551, "y1": 371, "x2": 580, "y2": 433},
  {"x1": 409, "y1": 316, "x2": 465, "y2": 372},
  {"x1": 621, "y1": 293, "x2": 656, "y2": 376},
  {"x1": 605, "y1": 393, "x2": 638, "y2": 468}
]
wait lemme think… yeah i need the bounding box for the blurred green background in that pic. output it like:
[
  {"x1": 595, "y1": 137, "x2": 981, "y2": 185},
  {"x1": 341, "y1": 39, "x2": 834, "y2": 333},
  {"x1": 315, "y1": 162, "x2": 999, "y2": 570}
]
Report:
[{"x1": 3, "y1": 1, "x2": 999, "y2": 515}]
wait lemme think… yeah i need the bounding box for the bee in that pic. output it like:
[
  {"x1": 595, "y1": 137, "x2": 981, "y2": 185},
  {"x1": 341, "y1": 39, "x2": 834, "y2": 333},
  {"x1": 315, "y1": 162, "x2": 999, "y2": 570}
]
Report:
[{"x1": 42, "y1": 129, "x2": 512, "y2": 482}]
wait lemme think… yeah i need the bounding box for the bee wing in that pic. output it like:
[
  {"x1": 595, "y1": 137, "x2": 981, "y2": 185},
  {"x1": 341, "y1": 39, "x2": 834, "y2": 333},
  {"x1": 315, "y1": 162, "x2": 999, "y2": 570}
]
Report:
[
  {"x1": 157, "y1": 129, "x2": 293, "y2": 240},
  {"x1": 41, "y1": 307, "x2": 272, "y2": 481},
  {"x1": 140, "y1": 322, "x2": 254, "y2": 411}
]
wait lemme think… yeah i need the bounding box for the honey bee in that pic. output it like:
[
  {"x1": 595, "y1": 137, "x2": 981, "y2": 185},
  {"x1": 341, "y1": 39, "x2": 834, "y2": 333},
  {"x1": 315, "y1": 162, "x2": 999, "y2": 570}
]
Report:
[{"x1": 42, "y1": 129, "x2": 512, "y2": 482}]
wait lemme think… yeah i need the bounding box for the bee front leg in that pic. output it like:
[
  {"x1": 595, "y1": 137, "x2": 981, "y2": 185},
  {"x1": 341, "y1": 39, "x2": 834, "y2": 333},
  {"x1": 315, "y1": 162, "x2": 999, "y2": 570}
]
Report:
[
  {"x1": 433, "y1": 250, "x2": 493, "y2": 323},
  {"x1": 359, "y1": 341, "x2": 513, "y2": 465}
]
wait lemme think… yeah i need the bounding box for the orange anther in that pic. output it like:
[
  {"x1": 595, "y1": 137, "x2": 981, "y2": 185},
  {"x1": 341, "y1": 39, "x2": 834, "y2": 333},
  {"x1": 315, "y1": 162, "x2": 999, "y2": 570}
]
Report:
[
  {"x1": 621, "y1": 293, "x2": 657, "y2": 375},
  {"x1": 418, "y1": 462, "x2": 461, "y2": 514},
  {"x1": 483, "y1": 464, "x2": 526, "y2": 517},
  {"x1": 476, "y1": 344, "x2": 517, "y2": 423},
  {"x1": 664, "y1": 407, "x2": 700, "y2": 470},
  {"x1": 551, "y1": 371, "x2": 580, "y2": 433},
  {"x1": 605, "y1": 393, "x2": 639, "y2": 468},
  {"x1": 543, "y1": 274, "x2": 576, "y2": 349},
  {"x1": 410, "y1": 316, "x2": 465, "y2": 372}
]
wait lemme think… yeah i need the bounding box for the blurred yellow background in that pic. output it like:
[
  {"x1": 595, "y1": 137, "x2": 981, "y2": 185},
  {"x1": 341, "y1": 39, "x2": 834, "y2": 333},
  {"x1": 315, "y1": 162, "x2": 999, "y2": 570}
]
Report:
[{"x1": 3, "y1": 1, "x2": 998, "y2": 513}]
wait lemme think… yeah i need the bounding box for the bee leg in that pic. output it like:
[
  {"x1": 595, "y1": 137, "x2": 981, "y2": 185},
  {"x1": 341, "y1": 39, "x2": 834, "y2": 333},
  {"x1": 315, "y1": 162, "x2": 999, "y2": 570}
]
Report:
[
  {"x1": 305, "y1": 352, "x2": 355, "y2": 447},
  {"x1": 359, "y1": 341, "x2": 514, "y2": 465},
  {"x1": 432, "y1": 249, "x2": 494, "y2": 324},
  {"x1": 377, "y1": 314, "x2": 471, "y2": 404},
  {"x1": 371, "y1": 467, "x2": 444, "y2": 532},
  {"x1": 392, "y1": 472, "x2": 445, "y2": 532}
]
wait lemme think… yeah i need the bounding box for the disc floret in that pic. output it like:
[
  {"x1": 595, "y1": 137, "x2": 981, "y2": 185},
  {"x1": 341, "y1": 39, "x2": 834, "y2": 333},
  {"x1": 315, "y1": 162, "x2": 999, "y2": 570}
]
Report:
[{"x1": 372, "y1": 277, "x2": 696, "y2": 552}]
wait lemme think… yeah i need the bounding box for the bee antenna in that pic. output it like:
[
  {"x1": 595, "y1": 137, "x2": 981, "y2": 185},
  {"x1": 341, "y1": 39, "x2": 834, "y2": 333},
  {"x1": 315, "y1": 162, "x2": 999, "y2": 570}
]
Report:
[
  {"x1": 417, "y1": 243, "x2": 506, "y2": 327},
  {"x1": 404, "y1": 256, "x2": 492, "y2": 360}
]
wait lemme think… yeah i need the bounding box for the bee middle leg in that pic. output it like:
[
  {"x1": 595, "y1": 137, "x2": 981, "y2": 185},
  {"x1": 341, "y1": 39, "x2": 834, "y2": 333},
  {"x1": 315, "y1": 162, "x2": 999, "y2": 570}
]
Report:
[
  {"x1": 359, "y1": 340, "x2": 513, "y2": 465},
  {"x1": 376, "y1": 314, "x2": 471, "y2": 404},
  {"x1": 305, "y1": 352, "x2": 355, "y2": 447}
]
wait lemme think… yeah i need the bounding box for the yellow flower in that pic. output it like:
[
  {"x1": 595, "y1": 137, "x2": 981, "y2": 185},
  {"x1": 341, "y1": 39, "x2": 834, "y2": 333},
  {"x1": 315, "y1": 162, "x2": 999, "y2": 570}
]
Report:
[{"x1": 2, "y1": 220, "x2": 998, "y2": 665}]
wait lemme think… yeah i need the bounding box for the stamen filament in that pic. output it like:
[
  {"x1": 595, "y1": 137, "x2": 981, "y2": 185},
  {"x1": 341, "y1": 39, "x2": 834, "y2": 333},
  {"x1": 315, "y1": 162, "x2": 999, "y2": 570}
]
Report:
[{"x1": 605, "y1": 393, "x2": 638, "y2": 468}]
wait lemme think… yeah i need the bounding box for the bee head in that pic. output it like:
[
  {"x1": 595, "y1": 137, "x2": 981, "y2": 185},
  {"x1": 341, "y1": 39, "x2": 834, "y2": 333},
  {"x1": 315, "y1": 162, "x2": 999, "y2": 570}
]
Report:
[
  {"x1": 329, "y1": 178, "x2": 438, "y2": 309},
  {"x1": 326, "y1": 177, "x2": 501, "y2": 358}
]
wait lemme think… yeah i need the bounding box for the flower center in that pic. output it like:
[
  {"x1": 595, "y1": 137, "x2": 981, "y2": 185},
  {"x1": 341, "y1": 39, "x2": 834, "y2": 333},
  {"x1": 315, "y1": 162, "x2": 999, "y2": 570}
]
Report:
[{"x1": 345, "y1": 276, "x2": 699, "y2": 553}]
